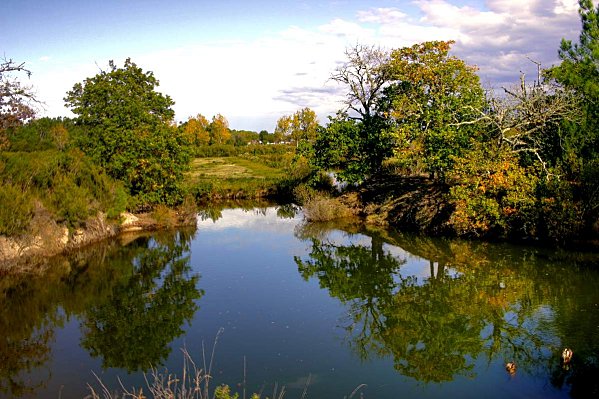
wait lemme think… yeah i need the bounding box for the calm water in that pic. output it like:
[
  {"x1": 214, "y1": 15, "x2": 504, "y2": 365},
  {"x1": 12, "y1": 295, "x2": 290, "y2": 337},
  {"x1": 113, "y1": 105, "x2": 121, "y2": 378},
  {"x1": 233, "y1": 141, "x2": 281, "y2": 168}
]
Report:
[{"x1": 1, "y1": 205, "x2": 599, "y2": 398}]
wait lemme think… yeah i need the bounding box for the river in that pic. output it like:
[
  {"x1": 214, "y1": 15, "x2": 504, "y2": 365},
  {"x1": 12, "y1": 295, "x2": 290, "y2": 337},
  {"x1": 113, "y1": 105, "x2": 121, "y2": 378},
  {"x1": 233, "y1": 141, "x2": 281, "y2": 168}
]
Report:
[{"x1": 1, "y1": 205, "x2": 598, "y2": 398}]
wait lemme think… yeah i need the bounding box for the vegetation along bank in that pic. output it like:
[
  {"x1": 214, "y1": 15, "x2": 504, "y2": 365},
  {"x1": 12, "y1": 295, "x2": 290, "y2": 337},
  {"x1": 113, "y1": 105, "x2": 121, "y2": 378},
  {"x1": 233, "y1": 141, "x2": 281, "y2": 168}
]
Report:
[{"x1": 3, "y1": 1, "x2": 599, "y2": 265}]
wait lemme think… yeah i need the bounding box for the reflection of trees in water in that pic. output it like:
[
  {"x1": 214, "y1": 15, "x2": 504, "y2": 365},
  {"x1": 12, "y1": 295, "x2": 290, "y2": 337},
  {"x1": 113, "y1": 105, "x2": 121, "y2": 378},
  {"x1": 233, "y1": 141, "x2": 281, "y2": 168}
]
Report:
[
  {"x1": 295, "y1": 222, "x2": 599, "y2": 391},
  {"x1": 197, "y1": 201, "x2": 300, "y2": 223},
  {"x1": 0, "y1": 325, "x2": 52, "y2": 397},
  {"x1": 197, "y1": 200, "x2": 275, "y2": 222},
  {"x1": 81, "y1": 230, "x2": 203, "y2": 372},
  {"x1": 0, "y1": 228, "x2": 201, "y2": 396}
]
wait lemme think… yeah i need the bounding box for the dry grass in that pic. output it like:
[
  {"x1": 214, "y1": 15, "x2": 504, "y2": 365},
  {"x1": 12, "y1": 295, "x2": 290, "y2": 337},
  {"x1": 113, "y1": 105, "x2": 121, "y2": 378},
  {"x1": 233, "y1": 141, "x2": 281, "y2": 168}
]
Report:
[
  {"x1": 303, "y1": 197, "x2": 354, "y2": 222},
  {"x1": 86, "y1": 329, "x2": 225, "y2": 399},
  {"x1": 188, "y1": 158, "x2": 254, "y2": 179},
  {"x1": 85, "y1": 328, "x2": 366, "y2": 399}
]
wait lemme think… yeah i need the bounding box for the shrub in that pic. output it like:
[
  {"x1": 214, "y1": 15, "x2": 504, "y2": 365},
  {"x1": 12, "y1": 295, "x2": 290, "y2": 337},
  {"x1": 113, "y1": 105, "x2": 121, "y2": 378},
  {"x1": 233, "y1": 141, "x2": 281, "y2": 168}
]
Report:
[
  {"x1": 0, "y1": 184, "x2": 34, "y2": 236},
  {"x1": 536, "y1": 177, "x2": 585, "y2": 242},
  {"x1": 0, "y1": 148, "x2": 130, "y2": 234},
  {"x1": 303, "y1": 197, "x2": 353, "y2": 222},
  {"x1": 292, "y1": 183, "x2": 317, "y2": 205},
  {"x1": 447, "y1": 145, "x2": 538, "y2": 238},
  {"x1": 50, "y1": 177, "x2": 92, "y2": 227},
  {"x1": 151, "y1": 204, "x2": 179, "y2": 228}
]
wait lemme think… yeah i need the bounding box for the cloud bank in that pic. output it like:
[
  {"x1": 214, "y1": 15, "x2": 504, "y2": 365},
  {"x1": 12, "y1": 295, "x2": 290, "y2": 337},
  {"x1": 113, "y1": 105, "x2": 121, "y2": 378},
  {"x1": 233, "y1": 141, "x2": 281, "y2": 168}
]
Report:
[{"x1": 30, "y1": 0, "x2": 581, "y2": 131}]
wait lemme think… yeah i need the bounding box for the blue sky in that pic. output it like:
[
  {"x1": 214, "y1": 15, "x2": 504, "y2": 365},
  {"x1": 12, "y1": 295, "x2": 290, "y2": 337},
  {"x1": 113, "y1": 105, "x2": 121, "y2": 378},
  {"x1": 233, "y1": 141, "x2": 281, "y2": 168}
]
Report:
[{"x1": 2, "y1": 0, "x2": 582, "y2": 131}]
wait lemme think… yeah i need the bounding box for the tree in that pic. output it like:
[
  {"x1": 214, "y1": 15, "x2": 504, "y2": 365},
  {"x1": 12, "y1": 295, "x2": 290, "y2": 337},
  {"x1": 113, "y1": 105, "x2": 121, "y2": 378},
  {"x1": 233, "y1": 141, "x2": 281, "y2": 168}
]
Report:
[
  {"x1": 64, "y1": 58, "x2": 188, "y2": 206},
  {"x1": 209, "y1": 113, "x2": 230, "y2": 144},
  {"x1": 291, "y1": 107, "x2": 318, "y2": 145},
  {"x1": 312, "y1": 114, "x2": 365, "y2": 182},
  {"x1": 486, "y1": 74, "x2": 580, "y2": 176},
  {"x1": 308, "y1": 44, "x2": 395, "y2": 182},
  {"x1": 230, "y1": 129, "x2": 259, "y2": 146},
  {"x1": 259, "y1": 129, "x2": 273, "y2": 144},
  {"x1": 547, "y1": 0, "x2": 599, "y2": 221},
  {"x1": 383, "y1": 41, "x2": 486, "y2": 179},
  {"x1": 330, "y1": 44, "x2": 390, "y2": 120},
  {"x1": 49, "y1": 123, "x2": 69, "y2": 150},
  {"x1": 182, "y1": 114, "x2": 210, "y2": 146},
  {"x1": 274, "y1": 115, "x2": 292, "y2": 143},
  {"x1": 1, "y1": 58, "x2": 37, "y2": 149}
]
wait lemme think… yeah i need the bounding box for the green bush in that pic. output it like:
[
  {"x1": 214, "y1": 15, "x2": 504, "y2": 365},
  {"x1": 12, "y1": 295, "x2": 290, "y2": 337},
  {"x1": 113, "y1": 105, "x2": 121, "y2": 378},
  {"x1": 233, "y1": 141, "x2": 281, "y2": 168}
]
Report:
[
  {"x1": 536, "y1": 177, "x2": 585, "y2": 242},
  {"x1": 0, "y1": 149, "x2": 129, "y2": 235},
  {"x1": 193, "y1": 143, "x2": 294, "y2": 158},
  {"x1": 50, "y1": 178, "x2": 91, "y2": 227},
  {"x1": 0, "y1": 184, "x2": 34, "y2": 236}
]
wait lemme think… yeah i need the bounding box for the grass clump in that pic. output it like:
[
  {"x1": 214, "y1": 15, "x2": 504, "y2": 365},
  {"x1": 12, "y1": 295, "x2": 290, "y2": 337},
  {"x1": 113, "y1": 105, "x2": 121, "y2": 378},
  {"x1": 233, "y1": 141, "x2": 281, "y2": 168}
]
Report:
[{"x1": 303, "y1": 197, "x2": 354, "y2": 222}]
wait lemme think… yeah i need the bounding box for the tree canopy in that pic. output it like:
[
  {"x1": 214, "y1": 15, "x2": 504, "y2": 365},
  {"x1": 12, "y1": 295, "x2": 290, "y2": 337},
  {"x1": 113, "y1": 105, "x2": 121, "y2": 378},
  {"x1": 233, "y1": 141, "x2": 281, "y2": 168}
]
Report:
[
  {"x1": 209, "y1": 113, "x2": 231, "y2": 144},
  {"x1": 385, "y1": 40, "x2": 486, "y2": 178},
  {"x1": 182, "y1": 114, "x2": 210, "y2": 146},
  {"x1": 64, "y1": 58, "x2": 188, "y2": 206}
]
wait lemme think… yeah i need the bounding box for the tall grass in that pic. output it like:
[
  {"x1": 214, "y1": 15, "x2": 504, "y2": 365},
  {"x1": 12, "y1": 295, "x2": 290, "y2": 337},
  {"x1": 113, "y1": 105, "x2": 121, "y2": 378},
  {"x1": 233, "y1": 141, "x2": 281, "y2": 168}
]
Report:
[{"x1": 86, "y1": 329, "x2": 367, "y2": 399}]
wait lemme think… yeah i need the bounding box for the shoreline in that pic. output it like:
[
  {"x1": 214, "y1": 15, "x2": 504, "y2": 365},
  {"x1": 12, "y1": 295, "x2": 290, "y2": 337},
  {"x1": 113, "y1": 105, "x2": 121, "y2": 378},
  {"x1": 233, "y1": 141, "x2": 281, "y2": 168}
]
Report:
[{"x1": 0, "y1": 210, "x2": 198, "y2": 271}]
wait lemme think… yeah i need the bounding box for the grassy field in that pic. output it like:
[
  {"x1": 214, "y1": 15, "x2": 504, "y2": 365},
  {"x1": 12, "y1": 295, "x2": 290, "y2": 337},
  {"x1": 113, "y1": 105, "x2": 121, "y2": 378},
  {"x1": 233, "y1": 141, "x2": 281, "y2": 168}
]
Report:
[{"x1": 185, "y1": 156, "x2": 289, "y2": 200}]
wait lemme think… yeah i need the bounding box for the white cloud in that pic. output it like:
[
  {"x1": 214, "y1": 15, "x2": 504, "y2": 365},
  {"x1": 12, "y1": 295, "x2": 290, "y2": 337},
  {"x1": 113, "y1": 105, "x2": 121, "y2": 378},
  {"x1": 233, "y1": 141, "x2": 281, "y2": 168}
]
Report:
[
  {"x1": 554, "y1": 0, "x2": 578, "y2": 14},
  {"x1": 31, "y1": 0, "x2": 582, "y2": 131},
  {"x1": 401, "y1": 0, "x2": 579, "y2": 87},
  {"x1": 318, "y1": 18, "x2": 374, "y2": 39},
  {"x1": 357, "y1": 7, "x2": 408, "y2": 24},
  {"x1": 197, "y1": 208, "x2": 301, "y2": 232}
]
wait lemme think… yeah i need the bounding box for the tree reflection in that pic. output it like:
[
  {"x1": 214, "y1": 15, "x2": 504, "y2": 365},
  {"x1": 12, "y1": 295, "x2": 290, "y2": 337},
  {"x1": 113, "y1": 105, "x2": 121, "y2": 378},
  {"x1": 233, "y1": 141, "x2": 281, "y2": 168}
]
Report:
[
  {"x1": 80, "y1": 230, "x2": 203, "y2": 372},
  {"x1": 0, "y1": 228, "x2": 202, "y2": 396},
  {"x1": 0, "y1": 325, "x2": 52, "y2": 397},
  {"x1": 294, "y1": 223, "x2": 599, "y2": 387},
  {"x1": 197, "y1": 200, "x2": 274, "y2": 222}
]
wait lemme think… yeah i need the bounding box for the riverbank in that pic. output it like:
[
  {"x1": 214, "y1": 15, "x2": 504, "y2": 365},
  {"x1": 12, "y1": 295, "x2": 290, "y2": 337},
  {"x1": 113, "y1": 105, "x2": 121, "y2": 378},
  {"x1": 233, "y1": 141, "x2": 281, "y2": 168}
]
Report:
[
  {"x1": 0, "y1": 206, "x2": 197, "y2": 271},
  {"x1": 304, "y1": 171, "x2": 599, "y2": 249}
]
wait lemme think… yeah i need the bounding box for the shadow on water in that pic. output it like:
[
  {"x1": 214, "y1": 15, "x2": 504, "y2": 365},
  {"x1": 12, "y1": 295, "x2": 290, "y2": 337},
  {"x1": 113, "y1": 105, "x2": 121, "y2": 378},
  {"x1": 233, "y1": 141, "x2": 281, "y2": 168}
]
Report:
[
  {"x1": 0, "y1": 228, "x2": 202, "y2": 397},
  {"x1": 294, "y1": 221, "x2": 599, "y2": 396}
]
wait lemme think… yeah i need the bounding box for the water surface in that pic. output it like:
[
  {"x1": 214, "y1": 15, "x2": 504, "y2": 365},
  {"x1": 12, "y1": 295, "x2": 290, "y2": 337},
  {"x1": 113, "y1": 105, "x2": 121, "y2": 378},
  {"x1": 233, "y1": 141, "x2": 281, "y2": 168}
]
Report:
[{"x1": 1, "y1": 206, "x2": 598, "y2": 398}]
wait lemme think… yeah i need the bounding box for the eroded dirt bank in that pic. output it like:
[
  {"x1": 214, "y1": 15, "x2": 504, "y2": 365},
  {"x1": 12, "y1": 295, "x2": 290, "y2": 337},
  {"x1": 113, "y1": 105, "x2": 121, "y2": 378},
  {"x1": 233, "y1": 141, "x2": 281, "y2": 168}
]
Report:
[{"x1": 0, "y1": 210, "x2": 196, "y2": 271}]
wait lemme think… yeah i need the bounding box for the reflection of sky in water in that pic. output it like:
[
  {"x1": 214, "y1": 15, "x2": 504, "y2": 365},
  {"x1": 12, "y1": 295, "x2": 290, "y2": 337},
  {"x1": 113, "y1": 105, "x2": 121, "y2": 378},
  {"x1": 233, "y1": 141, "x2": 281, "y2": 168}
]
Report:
[{"x1": 197, "y1": 208, "x2": 301, "y2": 232}]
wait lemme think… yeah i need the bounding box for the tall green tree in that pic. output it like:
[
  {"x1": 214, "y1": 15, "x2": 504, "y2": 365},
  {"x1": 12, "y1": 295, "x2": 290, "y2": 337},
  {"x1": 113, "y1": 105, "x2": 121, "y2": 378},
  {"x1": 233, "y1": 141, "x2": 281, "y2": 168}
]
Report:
[
  {"x1": 383, "y1": 41, "x2": 486, "y2": 179},
  {"x1": 547, "y1": 0, "x2": 599, "y2": 221},
  {"x1": 64, "y1": 58, "x2": 188, "y2": 206}
]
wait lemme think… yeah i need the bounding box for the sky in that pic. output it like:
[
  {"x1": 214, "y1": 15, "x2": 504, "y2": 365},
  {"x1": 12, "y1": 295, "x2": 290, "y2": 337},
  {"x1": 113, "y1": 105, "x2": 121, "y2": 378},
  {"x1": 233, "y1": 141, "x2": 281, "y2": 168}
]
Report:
[{"x1": 1, "y1": 0, "x2": 583, "y2": 131}]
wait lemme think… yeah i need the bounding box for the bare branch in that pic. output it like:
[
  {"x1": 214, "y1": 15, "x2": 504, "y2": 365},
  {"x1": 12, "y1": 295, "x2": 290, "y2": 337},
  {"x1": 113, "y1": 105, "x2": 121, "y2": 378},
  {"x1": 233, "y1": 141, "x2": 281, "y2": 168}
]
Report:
[{"x1": 330, "y1": 44, "x2": 390, "y2": 120}]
